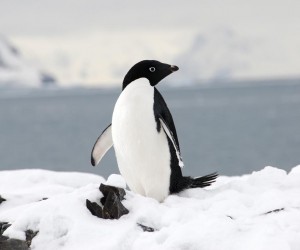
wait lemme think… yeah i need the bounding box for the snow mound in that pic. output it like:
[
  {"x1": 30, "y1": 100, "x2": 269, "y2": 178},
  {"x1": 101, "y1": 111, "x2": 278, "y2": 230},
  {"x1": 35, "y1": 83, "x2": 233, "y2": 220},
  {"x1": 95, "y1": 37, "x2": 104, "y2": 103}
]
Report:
[
  {"x1": 0, "y1": 36, "x2": 56, "y2": 88},
  {"x1": 0, "y1": 166, "x2": 300, "y2": 250}
]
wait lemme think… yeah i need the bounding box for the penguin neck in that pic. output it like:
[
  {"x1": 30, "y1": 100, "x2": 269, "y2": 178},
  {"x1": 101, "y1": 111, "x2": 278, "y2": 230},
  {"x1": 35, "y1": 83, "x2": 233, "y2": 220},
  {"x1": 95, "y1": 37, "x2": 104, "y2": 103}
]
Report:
[
  {"x1": 122, "y1": 77, "x2": 151, "y2": 91},
  {"x1": 122, "y1": 72, "x2": 141, "y2": 90},
  {"x1": 120, "y1": 78, "x2": 154, "y2": 101}
]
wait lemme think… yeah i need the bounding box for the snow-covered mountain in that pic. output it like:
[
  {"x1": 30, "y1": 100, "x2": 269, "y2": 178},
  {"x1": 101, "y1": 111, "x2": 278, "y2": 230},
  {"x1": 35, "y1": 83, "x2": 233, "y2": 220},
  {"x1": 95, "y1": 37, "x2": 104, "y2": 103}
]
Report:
[
  {"x1": 0, "y1": 36, "x2": 56, "y2": 88},
  {"x1": 15, "y1": 27, "x2": 299, "y2": 87},
  {"x1": 175, "y1": 28, "x2": 300, "y2": 84},
  {"x1": 175, "y1": 29, "x2": 250, "y2": 83}
]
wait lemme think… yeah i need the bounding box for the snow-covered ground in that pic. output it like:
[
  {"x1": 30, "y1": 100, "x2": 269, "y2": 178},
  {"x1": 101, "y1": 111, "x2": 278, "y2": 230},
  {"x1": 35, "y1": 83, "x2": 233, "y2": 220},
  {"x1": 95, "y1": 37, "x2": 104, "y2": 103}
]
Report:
[
  {"x1": 0, "y1": 36, "x2": 56, "y2": 88},
  {"x1": 0, "y1": 166, "x2": 299, "y2": 250}
]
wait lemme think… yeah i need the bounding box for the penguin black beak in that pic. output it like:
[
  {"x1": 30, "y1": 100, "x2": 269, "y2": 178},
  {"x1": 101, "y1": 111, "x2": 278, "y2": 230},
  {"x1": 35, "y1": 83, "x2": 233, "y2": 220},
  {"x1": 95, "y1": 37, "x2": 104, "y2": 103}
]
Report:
[{"x1": 170, "y1": 65, "x2": 179, "y2": 72}]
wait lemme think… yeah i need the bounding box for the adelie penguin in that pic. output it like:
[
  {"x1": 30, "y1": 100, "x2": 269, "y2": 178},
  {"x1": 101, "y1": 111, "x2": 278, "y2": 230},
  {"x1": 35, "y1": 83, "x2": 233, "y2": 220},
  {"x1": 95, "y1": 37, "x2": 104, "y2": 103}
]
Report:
[{"x1": 91, "y1": 60, "x2": 217, "y2": 202}]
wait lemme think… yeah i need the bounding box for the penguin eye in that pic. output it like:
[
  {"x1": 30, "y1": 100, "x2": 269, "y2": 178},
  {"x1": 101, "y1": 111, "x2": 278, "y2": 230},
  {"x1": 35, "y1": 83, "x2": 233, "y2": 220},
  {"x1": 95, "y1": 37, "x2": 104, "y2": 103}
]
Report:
[{"x1": 149, "y1": 67, "x2": 156, "y2": 72}]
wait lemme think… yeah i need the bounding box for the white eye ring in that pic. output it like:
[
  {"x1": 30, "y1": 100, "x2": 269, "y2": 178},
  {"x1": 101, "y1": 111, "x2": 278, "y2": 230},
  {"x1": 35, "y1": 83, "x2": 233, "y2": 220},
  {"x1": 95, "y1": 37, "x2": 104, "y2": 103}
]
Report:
[{"x1": 149, "y1": 67, "x2": 156, "y2": 72}]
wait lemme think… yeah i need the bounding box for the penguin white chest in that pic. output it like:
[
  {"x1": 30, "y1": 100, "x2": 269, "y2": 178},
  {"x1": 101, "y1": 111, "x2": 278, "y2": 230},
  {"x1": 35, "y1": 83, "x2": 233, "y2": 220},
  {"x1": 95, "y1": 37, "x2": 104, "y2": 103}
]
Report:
[{"x1": 112, "y1": 79, "x2": 171, "y2": 201}]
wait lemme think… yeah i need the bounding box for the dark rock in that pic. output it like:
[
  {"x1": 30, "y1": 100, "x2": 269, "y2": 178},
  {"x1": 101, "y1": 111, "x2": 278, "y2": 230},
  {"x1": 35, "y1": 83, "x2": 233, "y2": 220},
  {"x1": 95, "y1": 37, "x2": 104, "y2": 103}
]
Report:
[
  {"x1": 0, "y1": 235, "x2": 8, "y2": 241},
  {"x1": 102, "y1": 192, "x2": 129, "y2": 219},
  {"x1": 99, "y1": 184, "x2": 126, "y2": 202},
  {"x1": 0, "y1": 195, "x2": 6, "y2": 204},
  {"x1": 0, "y1": 238, "x2": 29, "y2": 250},
  {"x1": 0, "y1": 222, "x2": 11, "y2": 235},
  {"x1": 86, "y1": 200, "x2": 104, "y2": 218},
  {"x1": 226, "y1": 215, "x2": 234, "y2": 220},
  {"x1": 137, "y1": 223, "x2": 156, "y2": 232},
  {"x1": 0, "y1": 222, "x2": 38, "y2": 249},
  {"x1": 100, "y1": 196, "x2": 107, "y2": 206},
  {"x1": 87, "y1": 184, "x2": 129, "y2": 220},
  {"x1": 25, "y1": 229, "x2": 38, "y2": 247},
  {"x1": 263, "y1": 208, "x2": 285, "y2": 215}
]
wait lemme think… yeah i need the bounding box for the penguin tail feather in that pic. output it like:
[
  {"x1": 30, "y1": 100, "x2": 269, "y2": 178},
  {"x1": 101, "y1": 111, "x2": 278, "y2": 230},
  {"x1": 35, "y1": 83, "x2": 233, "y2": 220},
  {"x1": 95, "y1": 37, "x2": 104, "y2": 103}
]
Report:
[{"x1": 189, "y1": 172, "x2": 218, "y2": 188}]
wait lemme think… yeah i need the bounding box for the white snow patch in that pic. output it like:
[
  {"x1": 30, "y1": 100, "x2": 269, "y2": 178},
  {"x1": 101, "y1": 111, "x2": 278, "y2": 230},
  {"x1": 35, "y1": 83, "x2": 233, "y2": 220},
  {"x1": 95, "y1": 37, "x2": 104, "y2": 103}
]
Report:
[
  {"x1": 0, "y1": 166, "x2": 300, "y2": 250},
  {"x1": 105, "y1": 174, "x2": 126, "y2": 189}
]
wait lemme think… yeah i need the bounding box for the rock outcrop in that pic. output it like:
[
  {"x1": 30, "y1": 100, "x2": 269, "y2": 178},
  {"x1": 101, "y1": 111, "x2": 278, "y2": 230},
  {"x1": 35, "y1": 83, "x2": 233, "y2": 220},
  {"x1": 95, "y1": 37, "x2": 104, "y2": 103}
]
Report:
[
  {"x1": 0, "y1": 222, "x2": 38, "y2": 250},
  {"x1": 86, "y1": 183, "x2": 129, "y2": 220}
]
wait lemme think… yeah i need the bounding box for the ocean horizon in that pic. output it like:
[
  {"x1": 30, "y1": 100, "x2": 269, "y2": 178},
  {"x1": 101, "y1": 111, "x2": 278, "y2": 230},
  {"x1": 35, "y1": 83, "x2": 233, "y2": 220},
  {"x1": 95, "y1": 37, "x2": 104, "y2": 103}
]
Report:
[{"x1": 1, "y1": 79, "x2": 300, "y2": 178}]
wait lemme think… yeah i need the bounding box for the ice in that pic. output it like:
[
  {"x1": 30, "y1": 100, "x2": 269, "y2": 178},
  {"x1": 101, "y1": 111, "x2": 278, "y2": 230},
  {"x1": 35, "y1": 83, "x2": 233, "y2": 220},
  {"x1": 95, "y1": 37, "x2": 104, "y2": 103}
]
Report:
[{"x1": 0, "y1": 166, "x2": 300, "y2": 250}]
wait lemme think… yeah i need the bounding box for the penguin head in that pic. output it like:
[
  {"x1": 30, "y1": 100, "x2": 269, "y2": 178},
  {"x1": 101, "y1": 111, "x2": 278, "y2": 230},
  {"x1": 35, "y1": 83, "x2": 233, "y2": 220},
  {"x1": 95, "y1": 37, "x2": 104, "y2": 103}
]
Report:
[{"x1": 122, "y1": 60, "x2": 179, "y2": 90}]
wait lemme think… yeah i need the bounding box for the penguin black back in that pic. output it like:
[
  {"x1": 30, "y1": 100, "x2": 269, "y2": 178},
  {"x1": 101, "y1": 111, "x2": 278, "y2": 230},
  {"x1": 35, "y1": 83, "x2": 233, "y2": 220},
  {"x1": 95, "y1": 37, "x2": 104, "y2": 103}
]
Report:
[{"x1": 153, "y1": 87, "x2": 218, "y2": 194}]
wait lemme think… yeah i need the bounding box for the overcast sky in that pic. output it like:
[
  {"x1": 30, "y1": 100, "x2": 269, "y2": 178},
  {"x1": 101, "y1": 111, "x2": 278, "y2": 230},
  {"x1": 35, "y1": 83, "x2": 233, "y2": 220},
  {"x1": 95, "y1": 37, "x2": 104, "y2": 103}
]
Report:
[
  {"x1": 1, "y1": 0, "x2": 300, "y2": 85},
  {"x1": 2, "y1": 0, "x2": 299, "y2": 36}
]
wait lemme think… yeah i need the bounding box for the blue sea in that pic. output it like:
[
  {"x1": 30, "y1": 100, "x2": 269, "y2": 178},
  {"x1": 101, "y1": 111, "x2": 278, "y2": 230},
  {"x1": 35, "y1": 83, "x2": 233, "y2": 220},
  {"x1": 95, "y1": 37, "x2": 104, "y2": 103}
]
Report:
[{"x1": 1, "y1": 80, "x2": 300, "y2": 178}]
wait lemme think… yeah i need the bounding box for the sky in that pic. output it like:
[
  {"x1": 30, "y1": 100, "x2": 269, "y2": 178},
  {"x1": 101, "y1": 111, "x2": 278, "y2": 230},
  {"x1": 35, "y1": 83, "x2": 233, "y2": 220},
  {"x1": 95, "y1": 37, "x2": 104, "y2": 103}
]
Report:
[{"x1": 1, "y1": 0, "x2": 300, "y2": 86}]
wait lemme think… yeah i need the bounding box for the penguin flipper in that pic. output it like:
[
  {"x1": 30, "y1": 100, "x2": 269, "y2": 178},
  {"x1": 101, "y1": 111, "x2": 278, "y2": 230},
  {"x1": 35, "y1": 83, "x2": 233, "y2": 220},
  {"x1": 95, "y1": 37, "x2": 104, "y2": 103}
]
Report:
[
  {"x1": 91, "y1": 124, "x2": 113, "y2": 166},
  {"x1": 159, "y1": 117, "x2": 184, "y2": 168}
]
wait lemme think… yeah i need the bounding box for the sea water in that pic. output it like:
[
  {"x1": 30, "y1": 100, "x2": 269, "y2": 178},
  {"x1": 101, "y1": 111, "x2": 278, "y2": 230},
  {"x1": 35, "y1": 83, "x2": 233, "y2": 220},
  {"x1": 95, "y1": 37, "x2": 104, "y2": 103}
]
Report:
[{"x1": 1, "y1": 81, "x2": 300, "y2": 178}]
